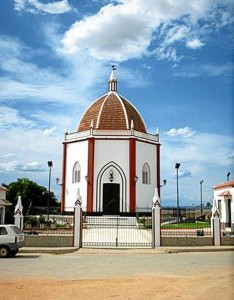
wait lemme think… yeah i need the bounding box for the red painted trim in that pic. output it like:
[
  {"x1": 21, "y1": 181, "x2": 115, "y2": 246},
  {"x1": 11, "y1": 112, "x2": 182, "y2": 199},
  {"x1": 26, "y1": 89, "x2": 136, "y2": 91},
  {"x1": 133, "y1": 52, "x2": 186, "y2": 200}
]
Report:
[
  {"x1": 129, "y1": 138, "x2": 136, "y2": 213},
  {"x1": 156, "y1": 144, "x2": 161, "y2": 197},
  {"x1": 61, "y1": 142, "x2": 67, "y2": 213},
  {"x1": 87, "y1": 138, "x2": 95, "y2": 213}
]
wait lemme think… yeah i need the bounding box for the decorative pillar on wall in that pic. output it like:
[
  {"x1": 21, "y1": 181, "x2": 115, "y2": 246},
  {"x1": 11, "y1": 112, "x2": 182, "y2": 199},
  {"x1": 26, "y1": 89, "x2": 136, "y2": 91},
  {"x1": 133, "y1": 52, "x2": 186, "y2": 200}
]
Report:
[
  {"x1": 211, "y1": 198, "x2": 221, "y2": 246},
  {"x1": 152, "y1": 188, "x2": 161, "y2": 247},
  {"x1": 74, "y1": 188, "x2": 82, "y2": 248},
  {"x1": 14, "y1": 195, "x2": 24, "y2": 230}
]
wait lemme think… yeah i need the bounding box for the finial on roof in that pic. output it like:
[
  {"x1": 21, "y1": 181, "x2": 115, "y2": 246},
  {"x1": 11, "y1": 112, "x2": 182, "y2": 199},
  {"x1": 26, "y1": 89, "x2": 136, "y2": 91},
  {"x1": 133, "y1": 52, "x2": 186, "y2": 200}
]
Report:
[{"x1": 108, "y1": 65, "x2": 117, "y2": 92}]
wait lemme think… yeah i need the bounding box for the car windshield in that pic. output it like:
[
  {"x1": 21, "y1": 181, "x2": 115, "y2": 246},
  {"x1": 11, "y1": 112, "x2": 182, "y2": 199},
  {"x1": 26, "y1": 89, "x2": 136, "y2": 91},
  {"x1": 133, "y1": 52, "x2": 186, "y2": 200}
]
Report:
[{"x1": 11, "y1": 226, "x2": 23, "y2": 234}]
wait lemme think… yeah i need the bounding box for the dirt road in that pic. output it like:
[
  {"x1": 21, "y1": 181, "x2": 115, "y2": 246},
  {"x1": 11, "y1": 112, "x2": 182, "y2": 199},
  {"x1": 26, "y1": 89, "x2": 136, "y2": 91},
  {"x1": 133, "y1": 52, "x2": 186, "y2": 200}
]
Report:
[{"x1": 1, "y1": 251, "x2": 233, "y2": 299}]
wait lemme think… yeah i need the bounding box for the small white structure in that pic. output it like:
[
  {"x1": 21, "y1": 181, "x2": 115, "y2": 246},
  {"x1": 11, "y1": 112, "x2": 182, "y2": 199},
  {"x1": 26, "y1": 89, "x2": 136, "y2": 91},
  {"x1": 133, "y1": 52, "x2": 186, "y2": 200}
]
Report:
[
  {"x1": 0, "y1": 185, "x2": 12, "y2": 224},
  {"x1": 61, "y1": 69, "x2": 161, "y2": 214},
  {"x1": 14, "y1": 195, "x2": 24, "y2": 230},
  {"x1": 213, "y1": 180, "x2": 234, "y2": 231}
]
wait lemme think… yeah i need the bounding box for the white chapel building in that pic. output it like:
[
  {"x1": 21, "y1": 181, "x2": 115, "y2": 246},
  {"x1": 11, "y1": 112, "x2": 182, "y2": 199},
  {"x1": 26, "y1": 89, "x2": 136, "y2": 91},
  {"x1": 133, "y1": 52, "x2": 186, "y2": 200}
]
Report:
[{"x1": 61, "y1": 69, "x2": 161, "y2": 214}]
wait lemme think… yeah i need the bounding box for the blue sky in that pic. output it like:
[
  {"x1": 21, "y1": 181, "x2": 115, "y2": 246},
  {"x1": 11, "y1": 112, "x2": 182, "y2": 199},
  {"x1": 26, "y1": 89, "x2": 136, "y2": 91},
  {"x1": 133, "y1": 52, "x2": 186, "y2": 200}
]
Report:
[{"x1": 0, "y1": 0, "x2": 233, "y2": 207}]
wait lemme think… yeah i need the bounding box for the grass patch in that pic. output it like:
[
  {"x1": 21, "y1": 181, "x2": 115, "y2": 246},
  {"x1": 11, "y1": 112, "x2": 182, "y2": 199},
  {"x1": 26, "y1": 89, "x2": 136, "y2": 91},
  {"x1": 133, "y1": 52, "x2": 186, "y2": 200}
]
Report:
[{"x1": 161, "y1": 221, "x2": 210, "y2": 229}]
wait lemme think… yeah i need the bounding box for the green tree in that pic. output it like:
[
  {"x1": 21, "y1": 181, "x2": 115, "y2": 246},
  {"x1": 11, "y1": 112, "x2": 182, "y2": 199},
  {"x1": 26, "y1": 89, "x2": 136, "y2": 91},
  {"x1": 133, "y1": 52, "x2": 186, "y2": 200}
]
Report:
[
  {"x1": 205, "y1": 202, "x2": 212, "y2": 209},
  {"x1": 3, "y1": 178, "x2": 59, "y2": 223}
]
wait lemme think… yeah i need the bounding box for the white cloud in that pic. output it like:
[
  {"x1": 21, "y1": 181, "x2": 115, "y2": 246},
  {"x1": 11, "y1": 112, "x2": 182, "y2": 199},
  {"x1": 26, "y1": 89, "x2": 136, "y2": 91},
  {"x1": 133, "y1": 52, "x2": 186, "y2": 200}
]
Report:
[
  {"x1": 165, "y1": 127, "x2": 195, "y2": 138},
  {"x1": 61, "y1": 3, "x2": 153, "y2": 61},
  {"x1": 14, "y1": 0, "x2": 72, "y2": 14},
  {"x1": 178, "y1": 170, "x2": 192, "y2": 179},
  {"x1": 43, "y1": 126, "x2": 57, "y2": 137},
  {"x1": 186, "y1": 39, "x2": 205, "y2": 49},
  {"x1": 61, "y1": 0, "x2": 233, "y2": 62},
  {"x1": 0, "y1": 160, "x2": 45, "y2": 173},
  {"x1": 0, "y1": 106, "x2": 36, "y2": 129},
  {"x1": 1, "y1": 153, "x2": 16, "y2": 160},
  {"x1": 0, "y1": 36, "x2": 105, "y2": 105}
]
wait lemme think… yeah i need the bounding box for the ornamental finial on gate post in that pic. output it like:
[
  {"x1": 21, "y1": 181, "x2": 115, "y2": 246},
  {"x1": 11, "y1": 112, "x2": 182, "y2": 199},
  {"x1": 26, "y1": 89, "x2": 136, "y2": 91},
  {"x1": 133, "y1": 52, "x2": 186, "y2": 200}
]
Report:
[
  {"x1": 211, "y1": 198, "x2": 220, "y2": 218},
  {"x1": 75, "y1": 188, "x2": 82, "y2": 207},
  {"x1": 152, "y1": 188, "x2": 161, "y2": 208}
]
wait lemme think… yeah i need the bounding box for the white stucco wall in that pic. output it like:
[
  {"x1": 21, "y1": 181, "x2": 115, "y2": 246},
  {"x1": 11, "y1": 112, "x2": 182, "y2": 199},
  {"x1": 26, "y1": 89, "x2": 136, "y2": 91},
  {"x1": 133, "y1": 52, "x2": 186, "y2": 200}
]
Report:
[
  {"x1": 213, "y1": 185, "x2": 234, "y2": 226},
  {"x1": 136, "y1": 141, "x2": 157, "y2": 209},
  {"x1": 94, "y1": 139, "x2": 129, "y2": 212},
  {"x1": 65, "y1": 140, "x2": 88, "y2": 211},
  {"x1": 64, "y1": 137, "x2": 159, "y2": 213}
]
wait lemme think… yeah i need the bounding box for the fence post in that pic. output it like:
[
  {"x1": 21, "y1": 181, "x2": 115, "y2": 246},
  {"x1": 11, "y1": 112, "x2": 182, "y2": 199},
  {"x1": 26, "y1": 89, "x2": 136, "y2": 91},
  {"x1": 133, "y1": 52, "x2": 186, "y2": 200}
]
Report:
[
  {"x1": 152, "y1": 188, "x2": 161, "y2": 247},
  {"x1": 14, "y1": 195, "x2": 24, "y2": 230},
  {"x1": 74, "y1": 189, "x2": 82, "y2": 248},
  {"x1": 211, "y1": 198, "x2": 221, "y2": 246}
]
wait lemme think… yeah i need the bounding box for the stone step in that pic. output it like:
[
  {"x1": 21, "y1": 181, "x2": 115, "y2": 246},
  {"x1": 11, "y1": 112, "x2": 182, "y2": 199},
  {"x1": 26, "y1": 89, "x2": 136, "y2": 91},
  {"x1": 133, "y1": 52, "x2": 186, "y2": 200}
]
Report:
[{"x1": 85, "y1": 216, "x2": 137, "y2": 226}]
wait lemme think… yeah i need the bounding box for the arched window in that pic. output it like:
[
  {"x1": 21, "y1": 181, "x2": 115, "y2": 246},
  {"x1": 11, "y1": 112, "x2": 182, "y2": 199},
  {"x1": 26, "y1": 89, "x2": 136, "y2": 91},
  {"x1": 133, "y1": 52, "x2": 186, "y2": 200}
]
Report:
[
  {"x1": 72, "y1": 162, "x2": 81, "y2": 183},
  {"x1": 142, "y1": 163, "x2": 150, "y2": 184}
]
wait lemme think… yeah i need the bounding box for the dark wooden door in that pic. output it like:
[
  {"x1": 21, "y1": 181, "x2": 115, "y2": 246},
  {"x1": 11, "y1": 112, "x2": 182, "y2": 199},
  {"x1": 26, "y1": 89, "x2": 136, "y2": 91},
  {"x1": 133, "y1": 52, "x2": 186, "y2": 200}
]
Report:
[{"x1": 103, "y1": 183, "x2": 120, "y2": 214}]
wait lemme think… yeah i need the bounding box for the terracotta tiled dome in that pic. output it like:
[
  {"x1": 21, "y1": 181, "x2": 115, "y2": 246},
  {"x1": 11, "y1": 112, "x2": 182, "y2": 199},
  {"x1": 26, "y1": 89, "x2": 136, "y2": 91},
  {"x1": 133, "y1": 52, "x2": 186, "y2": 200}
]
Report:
[{"x1": 77, "y1": 70, "x2": 147, "y2": 133}]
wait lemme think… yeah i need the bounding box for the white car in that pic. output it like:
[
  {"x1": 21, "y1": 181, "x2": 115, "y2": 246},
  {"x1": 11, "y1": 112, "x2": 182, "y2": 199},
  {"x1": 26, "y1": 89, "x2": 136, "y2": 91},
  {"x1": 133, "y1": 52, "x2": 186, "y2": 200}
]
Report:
[{"x1": 0, "y1": 225, "x2": 25, "y2": 258}]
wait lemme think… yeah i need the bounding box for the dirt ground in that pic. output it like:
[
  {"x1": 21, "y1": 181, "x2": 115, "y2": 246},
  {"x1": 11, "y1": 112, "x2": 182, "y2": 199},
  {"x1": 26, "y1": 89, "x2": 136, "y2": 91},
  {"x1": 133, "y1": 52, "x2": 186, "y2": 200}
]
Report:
[{"x1": 1, "y1": 270, "x2": 233, "y2": 300}]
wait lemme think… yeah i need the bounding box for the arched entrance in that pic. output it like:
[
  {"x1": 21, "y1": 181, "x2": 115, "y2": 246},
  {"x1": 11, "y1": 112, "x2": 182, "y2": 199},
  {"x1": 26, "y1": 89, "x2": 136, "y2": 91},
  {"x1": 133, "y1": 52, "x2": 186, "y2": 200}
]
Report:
[{"x1": 96, "y1": 161, "x2": 127, "y2": 213}]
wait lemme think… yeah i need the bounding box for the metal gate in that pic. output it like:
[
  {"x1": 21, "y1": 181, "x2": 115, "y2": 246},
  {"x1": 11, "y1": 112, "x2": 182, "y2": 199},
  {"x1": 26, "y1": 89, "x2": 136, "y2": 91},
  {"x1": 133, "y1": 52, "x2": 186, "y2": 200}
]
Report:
[{"x1": 82, "y1": 215, "x2": 152, "y2": 248}]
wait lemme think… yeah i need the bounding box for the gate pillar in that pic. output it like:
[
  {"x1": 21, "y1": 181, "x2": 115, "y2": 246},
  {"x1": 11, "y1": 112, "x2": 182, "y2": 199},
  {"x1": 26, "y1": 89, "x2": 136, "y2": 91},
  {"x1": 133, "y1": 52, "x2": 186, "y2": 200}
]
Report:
[
  {"x1": 74, "y1": 189, "x2": 82, "y2": 248},
  {"x1": 211, "y1": 199, "x2": 221, "y2": 246},
  {"x1": 14, "y1": 195, "x2": 24, "y2": 230},
  {"x1": 152, "y1": 188, "x2": 161, "y2": 247}
]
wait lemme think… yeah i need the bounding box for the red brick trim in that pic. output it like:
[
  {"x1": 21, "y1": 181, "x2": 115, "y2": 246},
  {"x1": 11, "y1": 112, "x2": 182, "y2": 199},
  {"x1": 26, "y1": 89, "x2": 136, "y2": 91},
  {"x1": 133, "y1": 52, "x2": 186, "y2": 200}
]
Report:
[
  {"x1": 61, "y1": 142, "x2": 67, "y2": 213},
  {"x1": 129, "y1": 138, "x2": 136, "y2": 213},
  {"x1": 157, "y1": 144, "x2": 161, "y2": 197},
  {"x1": 87, "y1": 138, "x2": 95, "y2": 212}
]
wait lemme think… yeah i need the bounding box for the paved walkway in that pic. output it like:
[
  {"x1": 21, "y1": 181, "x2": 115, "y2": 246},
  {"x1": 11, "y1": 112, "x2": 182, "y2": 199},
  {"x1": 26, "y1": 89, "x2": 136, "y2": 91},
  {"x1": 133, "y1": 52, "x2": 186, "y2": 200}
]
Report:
[{"x1": 20, "y1": 245, "x2": 234, "y2": 255}]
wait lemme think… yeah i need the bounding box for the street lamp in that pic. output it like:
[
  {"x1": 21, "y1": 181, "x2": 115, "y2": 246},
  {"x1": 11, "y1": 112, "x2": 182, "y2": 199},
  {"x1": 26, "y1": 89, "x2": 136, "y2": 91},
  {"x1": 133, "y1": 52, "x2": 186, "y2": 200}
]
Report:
[
  {"x1": 56, "y1": 177, "x2": 62, "y2": 186},
  {"x1": 160, "y1": 179, "x2": 167, "y2": 187},
  {"x1": 47, "y1": 161, "x2": 53, "y2": 221},
  {"x1": 175, "y1": 163, "x2": 180, "y2": 224},
  {"x1": 227, "y1": 172, "x2": 230, "y2": 182},
  {"x1": 200, "y1": 180, "x2": 203, "y2": 217}
]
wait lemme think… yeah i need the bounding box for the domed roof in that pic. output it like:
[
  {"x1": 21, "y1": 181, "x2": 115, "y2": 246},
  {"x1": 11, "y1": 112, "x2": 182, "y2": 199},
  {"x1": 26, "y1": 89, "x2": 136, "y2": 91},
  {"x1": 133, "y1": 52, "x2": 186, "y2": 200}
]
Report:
[{"x1": 77, "y1": 70, "x2": 147, "y2": 133}]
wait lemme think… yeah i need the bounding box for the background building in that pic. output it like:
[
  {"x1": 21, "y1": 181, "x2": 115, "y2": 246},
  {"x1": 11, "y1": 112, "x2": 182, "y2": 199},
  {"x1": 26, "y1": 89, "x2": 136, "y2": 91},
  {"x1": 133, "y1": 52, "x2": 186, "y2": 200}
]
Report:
[
  {"x1": 213, "y1": 180, "x2": 234, "y2": 231},
  {"x1": 0, "y1": 186, "x2": 12, "y2": 224},
  {"x1": 61, "y1": 69, "x2": 160, "y2": 214}
]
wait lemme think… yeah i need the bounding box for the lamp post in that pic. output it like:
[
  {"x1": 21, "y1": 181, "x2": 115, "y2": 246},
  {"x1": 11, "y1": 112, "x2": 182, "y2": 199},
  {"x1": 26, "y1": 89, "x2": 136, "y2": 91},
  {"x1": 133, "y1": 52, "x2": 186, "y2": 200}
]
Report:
[
  {"x1": 227, "y1": 172, "x2": 230, "y2": 182},
  {"x1": 200, "y1": 180, "x2": 203, "y2": 217},
  {"x1": 175, "y1": 163, "x2": 180, "y2": 224},
  {"x1": 47, "y1": 161, "x2": 53, "y2": 221},
  {"x1": 160, "y1": 179, "x2": 167, "y2": 187}
]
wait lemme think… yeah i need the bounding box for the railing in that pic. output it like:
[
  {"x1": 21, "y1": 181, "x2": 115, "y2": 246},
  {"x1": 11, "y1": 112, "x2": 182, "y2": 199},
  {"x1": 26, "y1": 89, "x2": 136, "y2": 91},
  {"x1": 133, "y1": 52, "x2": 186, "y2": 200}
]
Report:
[
  {"x1": 65, "y1": 129, "x2": 159, "y2": 143},
  {"x1": 161, "y1": 207, "x2": 212, "y2": 236},
  {"x1": 23, "y1": 214, "x2": 74, "y2": 235},
  {"x1": 161, "y1": 219, "x2": 212, "y2": 236}
]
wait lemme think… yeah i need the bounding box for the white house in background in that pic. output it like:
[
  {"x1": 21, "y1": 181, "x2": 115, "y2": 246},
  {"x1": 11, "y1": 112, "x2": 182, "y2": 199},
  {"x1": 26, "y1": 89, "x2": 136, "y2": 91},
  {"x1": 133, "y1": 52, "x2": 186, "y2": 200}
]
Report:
[
  {"x1": 60, "y1": 69, "x2": 161, "y2": 214},
  {"x1": 0, "y1": 185, "x2": 12, "y2": 224},
  {"x1": 213, "y1": 180, "x2": 234, "y2": 231}
]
